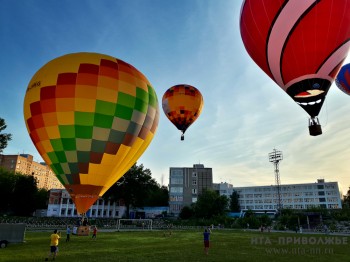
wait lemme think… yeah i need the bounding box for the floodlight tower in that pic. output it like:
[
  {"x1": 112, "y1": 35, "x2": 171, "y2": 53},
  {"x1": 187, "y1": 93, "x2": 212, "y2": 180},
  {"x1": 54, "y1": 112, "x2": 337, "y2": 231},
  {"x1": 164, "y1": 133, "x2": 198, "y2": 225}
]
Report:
[{"x1": 269, "y1": 149, "x2": 283, "y2": 212}]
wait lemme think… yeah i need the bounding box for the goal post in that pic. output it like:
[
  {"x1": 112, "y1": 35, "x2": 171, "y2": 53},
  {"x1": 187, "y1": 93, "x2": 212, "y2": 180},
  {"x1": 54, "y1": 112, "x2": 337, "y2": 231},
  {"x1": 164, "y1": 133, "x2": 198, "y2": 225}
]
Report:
[{"x1": 117, "y1": 219, "x2": 153, "y2": 231}]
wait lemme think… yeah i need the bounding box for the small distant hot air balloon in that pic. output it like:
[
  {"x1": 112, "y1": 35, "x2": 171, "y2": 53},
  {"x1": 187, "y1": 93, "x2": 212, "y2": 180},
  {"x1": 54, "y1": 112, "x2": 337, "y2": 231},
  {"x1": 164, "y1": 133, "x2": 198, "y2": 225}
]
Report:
[
  {"x1": 336, "y1": 63, "x2": 350, "y2": 95},
  {"x1": 240, "y1": 0, "x2": 350, "y2": 136},
  {"x1": 162, "y1": 84, "x2": 203, "y2": 140},
  {"x1": 23, "y1": 52, "x2": 159, "y2": 214}
]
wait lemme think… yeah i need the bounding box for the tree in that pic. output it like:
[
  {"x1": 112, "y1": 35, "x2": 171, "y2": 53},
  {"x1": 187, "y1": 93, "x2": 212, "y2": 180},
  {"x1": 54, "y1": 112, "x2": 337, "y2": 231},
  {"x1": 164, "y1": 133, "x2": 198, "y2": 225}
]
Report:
[
  {"x1": 193, "y1": 189, "x2": 228, "y2": 219},
  {"x1": 0, "y1": 118, "x2": 12, "y2": 153},
  {"x1": 35, "y1": 188, "x2": 49, "y2": 209},
  {"x1": 0, "y1": 168, "x2": 17, "y2": 214},
  {"x1": 12, "y1": 174, "x2": 38, "y2": 216},
  {"x1": 343, "y1": 187, "x2": 350, "y2": 208},
  {"x1": 229, "y1": 191, "x2": 240, "y2": 212},
  {"x1": 179, "y1": 206, "x2": 194, "y2": 219},
  {"x1": 0, "y1": 168, "x2": 43, "y2": 216},
  {"x1": 103, "y1": 163, "x2": 168, "y2": 217}
]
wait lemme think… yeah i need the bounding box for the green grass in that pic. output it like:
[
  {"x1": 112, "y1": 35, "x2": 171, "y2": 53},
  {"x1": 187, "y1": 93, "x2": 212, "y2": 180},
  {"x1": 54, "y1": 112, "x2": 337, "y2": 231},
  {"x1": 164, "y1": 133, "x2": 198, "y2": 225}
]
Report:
[{"x1": 1, "y1": 230, "x2": 349, "y2": 262}]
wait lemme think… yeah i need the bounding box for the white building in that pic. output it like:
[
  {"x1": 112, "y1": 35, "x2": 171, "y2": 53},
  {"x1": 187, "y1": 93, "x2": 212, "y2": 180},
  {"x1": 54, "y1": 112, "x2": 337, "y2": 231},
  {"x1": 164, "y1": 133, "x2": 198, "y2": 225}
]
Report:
[
  {"x1": 234, "y1": 179, "x2": 341, "y2": 212},
  {"x1": 46, "y1": 189, "x2": 126, "y2": 218},
  {"x1": 213, "y1": 182, "x2": 234, "y2": 197}
]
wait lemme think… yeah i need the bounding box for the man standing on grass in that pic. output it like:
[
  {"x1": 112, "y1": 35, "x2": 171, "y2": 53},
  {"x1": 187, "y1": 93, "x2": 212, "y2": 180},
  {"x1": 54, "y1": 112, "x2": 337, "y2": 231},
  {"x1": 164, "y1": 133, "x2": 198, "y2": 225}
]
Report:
[
  {"x1": 45, "y1": 229, "x2": 60, "y2": 261},
  {"x1": 66, "y1": 226, "x2": 71, "y2": 242},
  {"x1": 92, "y1": 226, "x2": 97, "y2": 240},
  {"x1": 203, "y1": 228, "x2": 210, "y2": 255}
]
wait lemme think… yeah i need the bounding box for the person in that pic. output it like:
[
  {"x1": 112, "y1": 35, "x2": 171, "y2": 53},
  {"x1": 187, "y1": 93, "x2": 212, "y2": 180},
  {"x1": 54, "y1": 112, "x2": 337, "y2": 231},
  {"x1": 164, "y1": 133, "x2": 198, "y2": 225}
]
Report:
[
  {"x1": 324, "y1": 224, "x2": 329, "y2": 235},
  {"x1": 45, "y1": 229, "x2": 60, "y2": 261},
  {"x1": 203, "y1": 228, "x2": 210, "y2": 255},
  {"x1": 92, "y1": 226, "x2": 97, "y2": 240},
  {"x1": 66, "y1": 226, "x2": 71, "y2": 242}
]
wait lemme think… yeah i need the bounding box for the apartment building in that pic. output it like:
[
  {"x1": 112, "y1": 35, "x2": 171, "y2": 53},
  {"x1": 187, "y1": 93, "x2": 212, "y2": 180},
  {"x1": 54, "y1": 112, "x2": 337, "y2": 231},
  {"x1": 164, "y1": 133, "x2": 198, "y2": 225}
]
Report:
[
  {"x1": 0, "y1": 154, "x2": 63, "y2": 190},
  {"x1": 169, "y1": 164, "x2": 212, "y2": 216}
]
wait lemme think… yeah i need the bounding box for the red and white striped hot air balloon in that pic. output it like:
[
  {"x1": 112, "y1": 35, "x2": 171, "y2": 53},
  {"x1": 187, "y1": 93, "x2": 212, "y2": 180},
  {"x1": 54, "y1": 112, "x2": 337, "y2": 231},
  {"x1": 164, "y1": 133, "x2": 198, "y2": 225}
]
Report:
[{"x1": 240, "y1": 0, "x2": 350, "y2": 136}]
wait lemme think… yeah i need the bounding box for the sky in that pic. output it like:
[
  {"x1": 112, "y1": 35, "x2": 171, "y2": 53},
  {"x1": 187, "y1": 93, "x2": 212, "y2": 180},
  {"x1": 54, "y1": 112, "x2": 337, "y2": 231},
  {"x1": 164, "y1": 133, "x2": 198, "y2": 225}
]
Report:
[{"x1": 1, "y1": 0, "x2": 350, "y2": 194}]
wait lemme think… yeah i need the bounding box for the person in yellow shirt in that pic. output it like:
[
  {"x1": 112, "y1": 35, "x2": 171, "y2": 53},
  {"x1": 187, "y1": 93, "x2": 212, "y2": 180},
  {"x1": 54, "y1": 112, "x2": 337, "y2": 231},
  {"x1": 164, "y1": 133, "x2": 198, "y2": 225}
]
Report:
[{"x1": 45, "y1": 229, "x2": 60, "y2": 261}]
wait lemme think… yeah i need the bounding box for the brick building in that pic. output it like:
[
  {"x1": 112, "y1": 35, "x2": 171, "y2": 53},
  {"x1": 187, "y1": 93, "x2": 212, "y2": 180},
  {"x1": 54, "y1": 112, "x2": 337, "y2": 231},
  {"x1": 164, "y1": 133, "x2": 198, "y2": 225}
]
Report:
[{"x1": 0, "y1": 154, "x2": 63, "y2": 190}]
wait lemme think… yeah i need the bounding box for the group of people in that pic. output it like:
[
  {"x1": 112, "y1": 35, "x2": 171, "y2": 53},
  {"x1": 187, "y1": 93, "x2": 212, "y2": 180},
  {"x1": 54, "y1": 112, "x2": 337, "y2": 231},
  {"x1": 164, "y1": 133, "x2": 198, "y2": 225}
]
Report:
[
  {"x1": 44, "y1": 224, "x2": 211, "y2": 260},
  {"x1": 44, "y1": 225, "x2": 98, "y2": 261}
]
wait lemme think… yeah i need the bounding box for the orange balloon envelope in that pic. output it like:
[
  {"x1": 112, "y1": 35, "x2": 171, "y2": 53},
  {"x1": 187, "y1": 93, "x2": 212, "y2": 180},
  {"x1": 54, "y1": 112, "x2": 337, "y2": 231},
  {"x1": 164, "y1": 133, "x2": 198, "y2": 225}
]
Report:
[
  {"x1": 23, "y1": 52, "x2": 159, "y2": 214},
  {"x1": 162, "y1": 84, "x2": 203, "y2": 140}
]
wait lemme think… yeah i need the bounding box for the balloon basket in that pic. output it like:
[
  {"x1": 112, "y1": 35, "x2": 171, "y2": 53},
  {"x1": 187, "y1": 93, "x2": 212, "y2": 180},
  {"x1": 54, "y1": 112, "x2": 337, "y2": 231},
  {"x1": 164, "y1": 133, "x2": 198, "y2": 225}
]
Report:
[
  {"x1": 181, "y1": 134, "x2": 184, "y2": 141},
  {"x1": 308, "y1": 117, "x2": 322, "y2": 136},
  {"x1": 76, "y1": 226, "x2": 90, "y2": 236},
  {"x1": 309, "y1": 124, "x2": 322, "y2": 136}
]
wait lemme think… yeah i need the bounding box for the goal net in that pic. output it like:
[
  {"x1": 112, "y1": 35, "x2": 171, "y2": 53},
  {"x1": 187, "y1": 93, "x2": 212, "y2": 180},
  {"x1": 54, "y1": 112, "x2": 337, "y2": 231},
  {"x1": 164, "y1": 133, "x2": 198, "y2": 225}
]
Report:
[{"x1": 117, "y1": 219, "x2": 153, "y2": 231}]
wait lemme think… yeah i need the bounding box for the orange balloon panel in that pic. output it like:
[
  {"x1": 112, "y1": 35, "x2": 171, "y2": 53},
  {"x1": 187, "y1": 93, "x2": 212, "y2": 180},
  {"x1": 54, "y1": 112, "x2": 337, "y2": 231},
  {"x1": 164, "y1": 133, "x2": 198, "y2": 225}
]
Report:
[
  {"x1": 162, "y1": 84, "x2": 203, "y2": 135},
  {"x1": 23, "y1": 52, "x2": 159, "y2": 214}
]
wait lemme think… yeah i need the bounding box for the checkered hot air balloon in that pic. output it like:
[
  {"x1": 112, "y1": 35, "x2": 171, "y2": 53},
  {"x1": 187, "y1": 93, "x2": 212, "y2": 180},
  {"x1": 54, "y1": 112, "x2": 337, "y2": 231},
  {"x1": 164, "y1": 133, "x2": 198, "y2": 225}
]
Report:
[
  {"x1": 240, "y1": 0, "x2": 350, "y2": 136},
  {"x1": 162, "y1": 84, "x2": 203, "y2": 140},
  {"x1": 23, "y1": 52, "x2": 159, "y2": 214}
]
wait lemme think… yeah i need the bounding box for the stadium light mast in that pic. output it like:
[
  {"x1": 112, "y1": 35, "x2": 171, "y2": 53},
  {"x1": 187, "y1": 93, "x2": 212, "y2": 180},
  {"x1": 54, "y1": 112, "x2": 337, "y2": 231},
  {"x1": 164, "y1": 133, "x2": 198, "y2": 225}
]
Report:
[{"x1": 269, "y1": 149, "x2": 283, "y2": 213}]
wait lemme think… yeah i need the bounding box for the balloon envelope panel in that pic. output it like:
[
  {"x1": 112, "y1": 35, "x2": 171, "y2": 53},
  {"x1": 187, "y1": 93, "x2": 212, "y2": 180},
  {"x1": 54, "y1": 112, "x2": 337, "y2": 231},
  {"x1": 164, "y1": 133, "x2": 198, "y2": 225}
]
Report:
[
  {"x1": 23, "y1": 52, "x2": 159, "y2": 213},
  {"x1": 162, "y1": 84, "x2": 203, "y2": 134}
]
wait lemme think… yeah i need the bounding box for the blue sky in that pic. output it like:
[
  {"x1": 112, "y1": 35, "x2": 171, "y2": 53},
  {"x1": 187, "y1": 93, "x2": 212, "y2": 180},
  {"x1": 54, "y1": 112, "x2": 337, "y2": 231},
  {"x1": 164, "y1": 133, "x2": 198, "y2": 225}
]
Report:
[{"x1": 1, "y1": 0, "x2": 350, "y2": 194}]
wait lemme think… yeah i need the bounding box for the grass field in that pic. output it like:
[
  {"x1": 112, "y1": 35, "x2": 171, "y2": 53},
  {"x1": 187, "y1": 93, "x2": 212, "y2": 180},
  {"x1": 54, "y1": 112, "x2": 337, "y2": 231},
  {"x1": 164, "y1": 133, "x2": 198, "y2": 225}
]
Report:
[{"x1": 1, "y1": 229, "x2": 349, "y2": 262}]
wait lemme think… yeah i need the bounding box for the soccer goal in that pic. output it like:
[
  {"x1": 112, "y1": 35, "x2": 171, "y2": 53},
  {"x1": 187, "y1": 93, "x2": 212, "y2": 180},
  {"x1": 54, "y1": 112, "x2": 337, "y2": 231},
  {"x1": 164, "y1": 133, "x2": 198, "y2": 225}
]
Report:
[{"x1": 117, "y1": 219, "x2": 153, "y2": 231}]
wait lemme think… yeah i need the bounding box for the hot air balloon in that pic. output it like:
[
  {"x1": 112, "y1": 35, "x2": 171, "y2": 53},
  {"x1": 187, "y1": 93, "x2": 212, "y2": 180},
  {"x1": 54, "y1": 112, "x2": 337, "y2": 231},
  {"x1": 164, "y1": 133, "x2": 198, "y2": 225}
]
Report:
[
  {"x1": 336, "y1": 63, "x2": 350, "y2": 95},
  {"x1": 240, "y1": 0, "x2": 350, "y2": 136},
  {"x1": 162, "y1": 84, "x2": 203, "y2": 140},
  {"x1": 23, "y1": 52, "x2": 159, "y2": 215}
]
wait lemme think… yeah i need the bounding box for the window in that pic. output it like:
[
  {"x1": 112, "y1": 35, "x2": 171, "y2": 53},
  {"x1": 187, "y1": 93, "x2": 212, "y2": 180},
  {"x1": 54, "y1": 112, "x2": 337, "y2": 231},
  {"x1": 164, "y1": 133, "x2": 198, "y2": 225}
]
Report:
[
  {"x1": 192, "y1": 180, "x2": 197, "y2": 185},
  {"x1": 171, "y1": 174, "x2": 183, "y2": 184},
  {"x1": 170, "y1": 187, "x2": 183, "y2": 193},
  {"x1": 192, "y1": 197, "x2": 197, "y2": 203},
  {"x1": 192, "y1": 189, "x2": 197, "y2": 194},
  {"x1": 192, "y1": 172, "x2": 197, "y2": 177}
]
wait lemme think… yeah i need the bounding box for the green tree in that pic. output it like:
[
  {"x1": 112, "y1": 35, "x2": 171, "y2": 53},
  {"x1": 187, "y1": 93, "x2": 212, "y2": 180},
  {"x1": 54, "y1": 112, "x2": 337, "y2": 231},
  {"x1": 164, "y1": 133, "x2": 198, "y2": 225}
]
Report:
[
  {"x1": 0, "y1": 168, "x2": 47, "y2": 216},
  {"x1": 343, "y1": 187, "x2": 350, "y2": 208},
  {"x1": 103, "y1": 163, "x2": 168, "y2": 217},
  {"x1": 179, "y1": 206, "x2": 194, "y2": 219},
  {"x1": 144, "y1": 185, "x2": 169, "y2": 207},
  {"x1": 35, "y1": 188, "x2": 49, "y2": 209},
  {"x1": 12, "y1": 174, "x2": 38, "y2": 216},
  {"x1": 229, "y1": 191, "x2": 240, "y2": 212},
  {"x1": 193, "y1": 189, "x2": 228, "y2": 219},
  {"x1": 0, "y1": 117, "x2": 12, "y2": 153},
  {"x1": 0, "y1": 168, "x2": 17, "y2": 214}
]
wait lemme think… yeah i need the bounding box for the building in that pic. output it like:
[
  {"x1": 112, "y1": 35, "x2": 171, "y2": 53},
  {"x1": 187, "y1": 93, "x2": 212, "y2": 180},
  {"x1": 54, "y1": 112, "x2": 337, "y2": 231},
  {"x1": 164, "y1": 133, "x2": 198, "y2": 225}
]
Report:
[
  {"x1": 235, "y1": 179, "x2": 342, "y2": 212},
  {"x1": 213, "y1": 182, "x2": 234, "y2": 198},
  {"x1": 168, "y1": 164, "x2": 213, "y2": 216},
  {"x1": 47, "y1": 189, "x2": 126, "y2": 218},
  {"x1": 0, "y1": 154, "x2": 63, "y2": 190}
]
